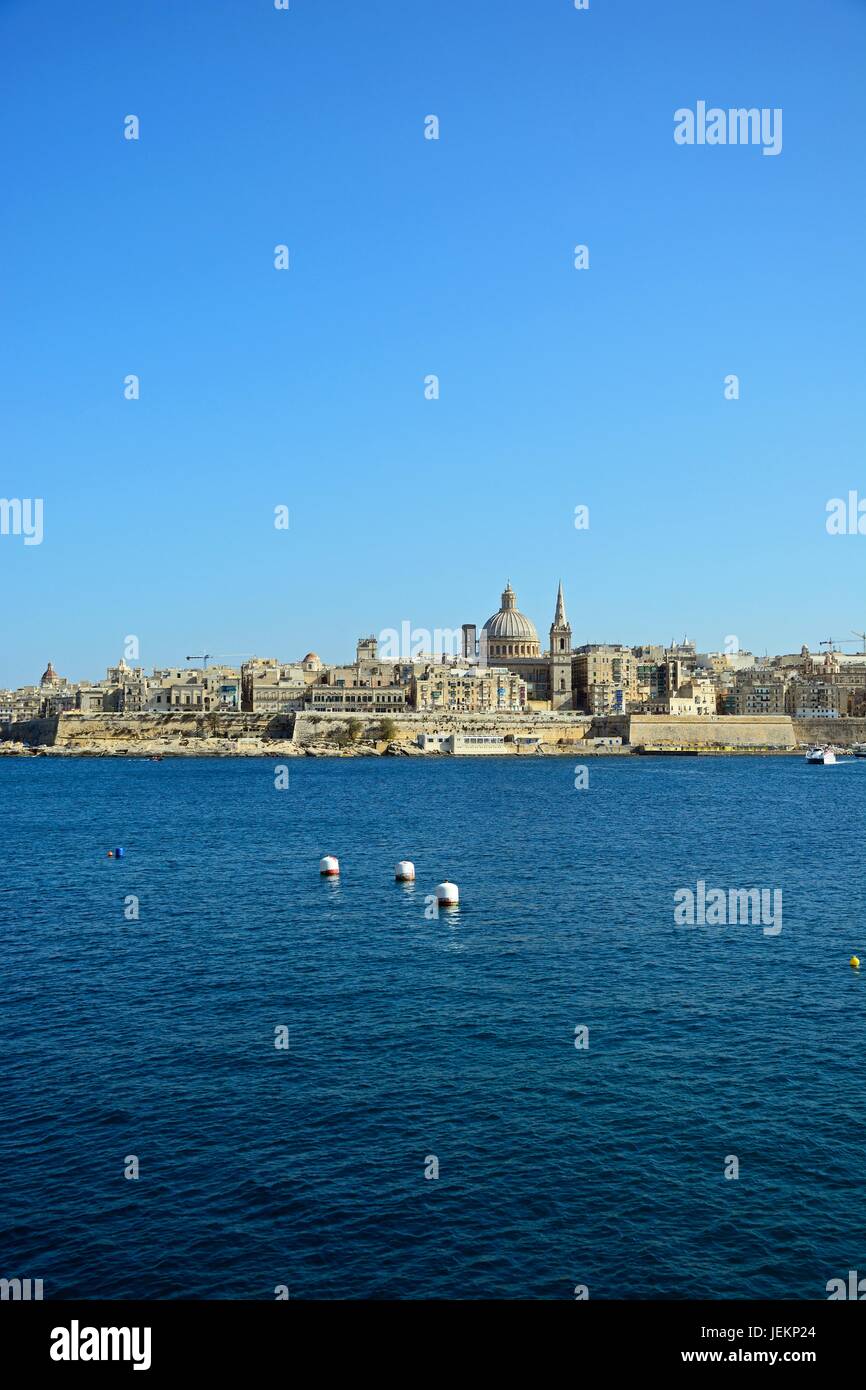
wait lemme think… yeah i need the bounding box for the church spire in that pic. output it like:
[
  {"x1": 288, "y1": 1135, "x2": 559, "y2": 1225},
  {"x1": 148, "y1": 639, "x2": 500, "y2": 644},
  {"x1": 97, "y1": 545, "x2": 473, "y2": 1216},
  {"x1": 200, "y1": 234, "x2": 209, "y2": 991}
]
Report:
[{"x1": 553, "y1": 580, "x2": 567, "y2": 627}]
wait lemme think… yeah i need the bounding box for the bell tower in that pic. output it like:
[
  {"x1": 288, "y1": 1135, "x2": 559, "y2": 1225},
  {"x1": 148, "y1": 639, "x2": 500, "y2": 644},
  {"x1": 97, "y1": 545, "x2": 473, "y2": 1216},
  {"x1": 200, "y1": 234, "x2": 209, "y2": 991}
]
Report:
[{"x1": 549, "y1": 581, "x2": 572, "y2": 709}]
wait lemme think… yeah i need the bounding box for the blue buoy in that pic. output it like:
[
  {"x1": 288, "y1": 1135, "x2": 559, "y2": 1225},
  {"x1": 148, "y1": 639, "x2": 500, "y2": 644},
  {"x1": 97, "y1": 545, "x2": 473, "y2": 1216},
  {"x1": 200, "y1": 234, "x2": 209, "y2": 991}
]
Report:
[{"x1": 114, "y1": 847, "x2": 125, "y2": 859}]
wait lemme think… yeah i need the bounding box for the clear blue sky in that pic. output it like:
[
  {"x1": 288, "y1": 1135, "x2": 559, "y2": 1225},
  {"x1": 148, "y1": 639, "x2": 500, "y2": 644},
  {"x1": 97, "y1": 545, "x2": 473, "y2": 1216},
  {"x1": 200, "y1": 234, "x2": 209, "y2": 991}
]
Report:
[{"x1": 2, "y1": 0, "x2": 864, "y2": 687}]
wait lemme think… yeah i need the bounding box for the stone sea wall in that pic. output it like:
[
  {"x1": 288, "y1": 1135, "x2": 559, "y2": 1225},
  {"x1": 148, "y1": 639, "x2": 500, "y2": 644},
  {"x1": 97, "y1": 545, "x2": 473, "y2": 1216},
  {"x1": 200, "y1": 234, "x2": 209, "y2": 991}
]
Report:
[
  {"x1": 626, "y1": 714, "x2": 797, "y2": 751},
  {"x1": 292, "y1": 711, "x2": 595, "y2": 749},
  {"x1": 2, "y1": 710, "x2": 865, "y2": 756},
  {"x1": 0, "y1": 712, "x2": 294, "y2": 755},
  {"x1": 792, "y1": 717, "x2": 866, "y2": 748},
  {"x1": 1, "y1": 717, "x2": 60, "y2": 746}
]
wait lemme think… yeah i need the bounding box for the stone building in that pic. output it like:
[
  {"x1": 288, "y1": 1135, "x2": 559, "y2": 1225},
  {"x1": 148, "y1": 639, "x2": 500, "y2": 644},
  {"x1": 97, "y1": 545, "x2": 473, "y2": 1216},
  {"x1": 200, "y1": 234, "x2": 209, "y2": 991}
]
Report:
[
  {"x1": 307, "y1": 685, "x2": 406, "y2": 713},
  {"x1": 148, "y1": 666, "x2": 241, "y2": 713},
  {"x1": 572, "y1": 645, "x2": 638, "y2": 715},
  {"x1": 475, "y1": 581, "x2": 573, "y2": 709},
  {"x1": 733, "y1": 672, "x2": 788, "y2": 716},
  {"x1": 786, "y1": 679, "x2": 843, "y2": 718},
  {"x1": 76, "y1": 686, "x2": 110, "y2": 713},
  {"x1": 412, "y1": 665, "x2": 526, "y2": 713},
  {"x1": 37, "y1": 661, "x2": 77, "y2": 715},
  {"x1": 11, "y1": 688, "x2": 41, "y2": 720},
  {"x1": 667, "y1": 678, "x2": 717, "y2": 716},
  {"x1": 104, "y1": 658, "x2": 150, "y2": 713},
  {"x1": 242, "y1": 658, "x2": 306, "y2": 713}
]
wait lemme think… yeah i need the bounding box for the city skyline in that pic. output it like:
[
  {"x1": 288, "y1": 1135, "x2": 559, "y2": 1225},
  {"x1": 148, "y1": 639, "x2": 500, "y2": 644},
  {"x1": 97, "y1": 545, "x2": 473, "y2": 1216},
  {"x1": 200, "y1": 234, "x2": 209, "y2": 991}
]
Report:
[{"x1": 6, "y1": 568, "x2": 866, "y2": 695}]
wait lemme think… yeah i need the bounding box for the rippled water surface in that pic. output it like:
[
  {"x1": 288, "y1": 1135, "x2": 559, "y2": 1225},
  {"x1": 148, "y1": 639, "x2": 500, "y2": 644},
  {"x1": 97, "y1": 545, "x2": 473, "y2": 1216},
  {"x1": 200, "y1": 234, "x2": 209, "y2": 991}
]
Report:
[{"x1": 1, "y1": 754, "x2": 865, "y2": 1299}]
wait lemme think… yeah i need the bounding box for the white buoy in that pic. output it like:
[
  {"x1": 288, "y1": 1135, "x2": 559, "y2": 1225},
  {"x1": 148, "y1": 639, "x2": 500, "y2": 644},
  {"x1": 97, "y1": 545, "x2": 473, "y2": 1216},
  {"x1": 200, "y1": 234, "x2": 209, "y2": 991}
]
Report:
[
  {"x1": 319, "y1": 855, "x2": 340, "y2": 877},
  {"x1": 435, "y1": 880, "x2": 459, "y2": 907},
  {"x1": 395, "y1": 860, "x2": 415, "y2": 882}
]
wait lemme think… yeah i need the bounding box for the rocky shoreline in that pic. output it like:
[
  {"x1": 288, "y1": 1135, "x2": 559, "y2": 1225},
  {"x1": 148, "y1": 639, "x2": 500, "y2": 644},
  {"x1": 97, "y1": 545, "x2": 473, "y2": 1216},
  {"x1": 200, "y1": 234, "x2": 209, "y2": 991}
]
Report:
[
  {"x1": 0, "y1": 738, "x2": 819, "y2": 759},
  {"x1": 0, "y1": 738, "x2": 578, "y2": 758}
]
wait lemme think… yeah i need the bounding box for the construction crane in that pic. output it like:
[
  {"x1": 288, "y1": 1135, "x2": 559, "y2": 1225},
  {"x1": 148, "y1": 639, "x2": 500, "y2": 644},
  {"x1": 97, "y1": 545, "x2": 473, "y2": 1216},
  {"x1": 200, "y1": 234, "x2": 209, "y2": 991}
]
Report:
[
  {"x1": 185, "y1": 652, "x2": 253, "y2": 670},
  {"x1": 852, "y1": 630, "x2": 866, "y2": 655},
  {"x1": 819, "y1": 638, "x2": 861, "y2": 655}
]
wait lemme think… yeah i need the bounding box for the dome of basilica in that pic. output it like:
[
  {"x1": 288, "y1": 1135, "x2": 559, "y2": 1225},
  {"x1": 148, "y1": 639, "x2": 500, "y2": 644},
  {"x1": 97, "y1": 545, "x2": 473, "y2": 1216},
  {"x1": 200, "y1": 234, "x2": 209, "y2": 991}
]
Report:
[{"x1": 482, "y1": 584, "x2": 541, "y2": 656}]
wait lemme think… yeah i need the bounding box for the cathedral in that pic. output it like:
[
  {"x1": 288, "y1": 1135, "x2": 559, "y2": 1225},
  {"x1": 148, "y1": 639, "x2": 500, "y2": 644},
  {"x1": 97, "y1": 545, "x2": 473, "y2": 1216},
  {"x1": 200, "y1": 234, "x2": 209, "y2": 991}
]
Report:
[{"x1": 472, "y1": 581, "x2": 573, "y2": 709}]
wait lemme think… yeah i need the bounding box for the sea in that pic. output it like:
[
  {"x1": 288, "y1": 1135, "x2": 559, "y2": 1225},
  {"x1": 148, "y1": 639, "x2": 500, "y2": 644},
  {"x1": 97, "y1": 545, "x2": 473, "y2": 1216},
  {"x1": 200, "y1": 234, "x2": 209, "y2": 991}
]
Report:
[{"x1": 1, "y1": 754, "x2": 864, "y2": 1300}]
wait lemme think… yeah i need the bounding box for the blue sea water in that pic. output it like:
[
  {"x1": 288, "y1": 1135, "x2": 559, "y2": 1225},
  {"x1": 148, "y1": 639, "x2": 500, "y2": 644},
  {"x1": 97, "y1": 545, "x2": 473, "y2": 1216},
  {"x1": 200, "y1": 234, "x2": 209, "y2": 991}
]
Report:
[{"x1": 1, "y1": 753, "x2": 865, "y2": 1301}]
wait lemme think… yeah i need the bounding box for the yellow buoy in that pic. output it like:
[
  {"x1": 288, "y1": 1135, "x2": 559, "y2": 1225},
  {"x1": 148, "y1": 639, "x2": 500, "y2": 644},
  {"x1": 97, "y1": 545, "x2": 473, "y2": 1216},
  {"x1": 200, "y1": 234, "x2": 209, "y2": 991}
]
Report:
[{"x1": 850, "y1": 955, "x2": 860, "y2": 969}]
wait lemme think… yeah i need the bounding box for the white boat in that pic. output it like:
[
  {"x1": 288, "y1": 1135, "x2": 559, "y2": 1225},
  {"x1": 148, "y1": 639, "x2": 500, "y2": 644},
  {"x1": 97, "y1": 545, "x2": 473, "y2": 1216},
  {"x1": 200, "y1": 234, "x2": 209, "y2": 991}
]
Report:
[
  {"x1": 805, "y1": 746, "x2": 837, "y2": 765},
  {"x1": 853, "y1": 743, "x2": 866, "y2": 758}
]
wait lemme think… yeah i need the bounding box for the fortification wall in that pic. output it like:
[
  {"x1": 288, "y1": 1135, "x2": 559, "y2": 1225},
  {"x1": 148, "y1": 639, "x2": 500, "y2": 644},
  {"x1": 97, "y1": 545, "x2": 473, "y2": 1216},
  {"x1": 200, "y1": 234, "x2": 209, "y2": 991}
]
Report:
[
  {"x1": 628, "y1": 715, "x2": 797, "y2": 750},
  {"x1": 793, "y1": 718, "x2": 866, "y2": 748},
  {"x1": 292, "y1": 711, "x2": 595, "y2": 748},
  {"x1": 1, "y1": 712, "x2": 293, "y2": 749},
  {"x1": 6, "y1": 709, "x2": 861, "y2": 755},
  {"x1": 0, "y1": 717, "x2": 59, "y2": 746}
]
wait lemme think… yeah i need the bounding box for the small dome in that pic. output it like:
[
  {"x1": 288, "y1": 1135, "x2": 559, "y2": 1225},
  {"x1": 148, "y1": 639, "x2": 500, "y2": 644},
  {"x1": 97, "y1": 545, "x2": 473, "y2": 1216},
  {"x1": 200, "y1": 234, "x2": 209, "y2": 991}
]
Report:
[
  {"x1": 302, "y1": 652, "x2": 322, "y2": 665},
  {"x1": 40, "y1": 661, "x2": 61, "y2": 686}
]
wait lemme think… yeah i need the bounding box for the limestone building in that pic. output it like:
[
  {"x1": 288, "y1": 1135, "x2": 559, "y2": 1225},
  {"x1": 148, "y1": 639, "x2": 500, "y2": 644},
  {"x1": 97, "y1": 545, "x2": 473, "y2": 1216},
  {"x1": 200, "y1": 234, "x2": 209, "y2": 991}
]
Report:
[
  {"x1": 474, "y1": 581, "x2": 573, "y2": 709},
  {"x1": 412, "y1": 665, "x2": 526, "y2": 713},
  {"x1": 572, "y1": 644, "x2": 638, "y2": 715}
]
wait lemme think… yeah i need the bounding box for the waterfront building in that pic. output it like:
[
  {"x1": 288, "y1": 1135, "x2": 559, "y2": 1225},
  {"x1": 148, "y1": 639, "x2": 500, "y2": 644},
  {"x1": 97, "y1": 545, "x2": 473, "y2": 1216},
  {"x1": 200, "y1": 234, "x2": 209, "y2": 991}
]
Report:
[
  {"x1": 241, "y1": 658, "x2": 307, "y2": 712},
  {"x1": 148, "y1": 676, "x2": 210, "y2": 711},
  {"x1": 40, "y1": 689, "x2": 78, "y2": 716},
  {"x1": 33, "y1": 664, "x2": 77, "y2": 715},
  {"x1": 733, "y1": 673, "x2": 788, "y2": 716},
  {"x1": 242, "y1": 641, "x2": 415, "y2": 713},
  {"x1": 548, "y1": 582, "x2": 573, "y2": 710},
  {"x1": 100, "y1": 658, "x2": 150, "y2": 713},
  {"x1": 668, "y1": 637, "x2": 698, "y2": 666},
  {"x1": 412, "y1": 665, "x2": 526, "y2": 713},
  {"x1": 667, "y1": 678, "x2": 717, "y2": 716},
  {"x1": 572, "y1": 644, "x2": 638, "y2": 714},
  {"x1": 307, "y1": 685, "x2": 406, "y2": 712},
  {"x1": 695, "y1": 650, "x2": 756, "y2": 673},
  {"x1": 475, "y1": 581, "x2": 573, "y2": 709},
  {"x1": 305, "y1": 635, "x2": 411, "y2": 710},
  {"x1": 40, "y1": 661, "x2": 65, "y2": 690},
  {"x1": 634, "y1": 657, "x2": 693, "y2": 709},
  {"x1": 246, "y1": 681, "x2": 306, "y2": 714},
  {"x1": 445, "y1": 733, "x2": 508, "y2": 754},
  {"x1": 76, "y1": 686, "x2": 110, "y2": 713},
  {"x1": 786, "y1": 679, "x2": 843, "y2": 719},
  {"x1": 355, "y1": 636, "x2": 378, "y2": 663},
  {"x1": 8, "y1": 687, "x2": 41, "y2": 721},
  {"x1": 300, "y1": 652, "x2": 323, "y2": 678},
  {"x1": 147, "y1": 666, "x2": 241, "y2": 713}
]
